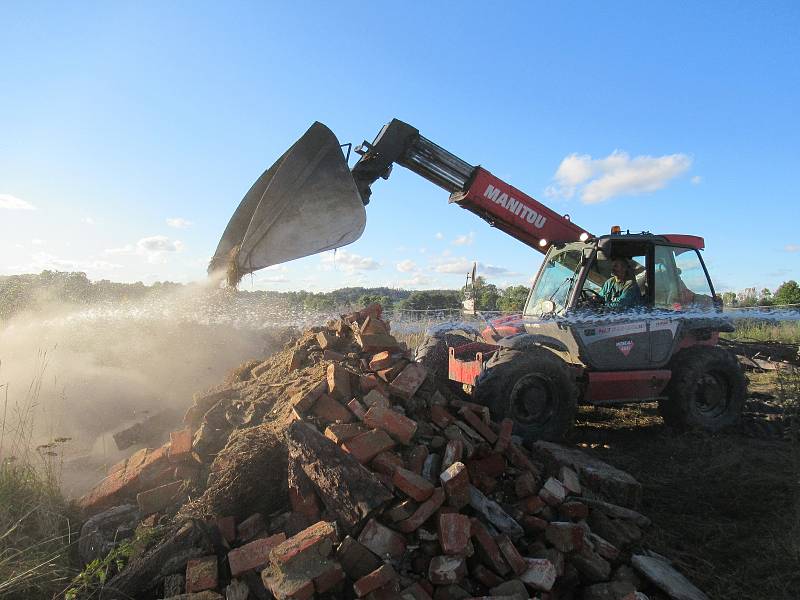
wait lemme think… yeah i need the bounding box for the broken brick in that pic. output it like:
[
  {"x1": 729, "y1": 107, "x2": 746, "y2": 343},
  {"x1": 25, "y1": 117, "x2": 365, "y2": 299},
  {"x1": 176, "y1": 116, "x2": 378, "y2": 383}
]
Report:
[
  {"x1": 229, "y1": 533, "x2": 287, "y2": 577},
  {"x1": 520, "y1": 558, "x2": 557, "y2": 592},
  {"x1": 496, "y1": 534, "x2": 528, "y2": 576},
  {"x1": 358, "y1": 518, "x2": 407, "y2": 560},
  {"x1": 545, "y1": 522, "x2": 585, "y2": 553},
  {"x1": 441, "y1": 440, "x2": 464, "y2": 471},
  {"x1": 559, "y1": 500, "x2": 589, "y2": 520},
  {"x1": 428, "y1": 555, "x2": 467, "y2": 585},
  {"x1": 559, "y1": 465, "x2": 582, "y2": 496},
  {"x1": 363, "y1": 389, "x2": 391, "y2": 409},
  {"x1": 313, "y1": 562, "x2": 346, "y2": 594},
  {"x1": 364, "y1": 406, "x2": 418, "y2": 445},
  {"x1": 270, "y1": 521, "x2": 337, "y2": 571},
  {"x1": 539, "y1": 477, "x2": 567, "y2": 506},
  {"x1": 430, "y1": 405, "x2": 456, "y2": 429},
  {"x1": 237, "y1": 513, "x2": 267, "y2": 543},
  {"x1": 371, "y1": 451, "x2": 405, "y2": 476},
  {"x1": 438, "y1": 513, "x2": 470, "y2": 556},
  {"x1": 467, "y1": 453, "x2": 506, "y2": 480},
  {"x1": 342, "y1": 429, "x2": 396, "y2": 464},
  {"x1": 311, "y1": 394, "x2": 354, "y2": 423},
  {"x1": 369, "y1": 351, "x2": 397, "y2": 371},
  {"x1": 521, "y1": 495, "x2": 546, "y2": 514},
  {"x1": 348, "y1": 398, "x2": 368, "y2": 420},
  {"x1": 325, "y1": 423, "x2": 367, "y2": 444},
  {"x1": 392, "y1": 467, "x2": 435, "y2": 501},
  {"x1": 168, "y1": 428, "x2": 193, "y2": 462},
  {"x1": 136, "y1": 480, "x2": 184, "y2": 515},
  {"x1": 354, "y1": 564, "x2": 398, "y2": 597},
  {"x1": 458, "y1": 408, "x2": 497, "y2": 443},
  {"x1": 317, "y1": 330, "x2": 339, "y2": 350},
  {"x1": 407, "y1": 444, "x2": 429, "y2": 474},
  {"x1": 186, "y1": 555, "x2": 218, "y2": 593},
  {"x1": 291, "y1": 381, "x2": 327, "y2": 414},
  {"x1": 388, "y1": 363, "x2": 428, "y2": 400},
  {"x1": 469, "y1": 518, "x2": 510, "y2": 576},
  {"x1": 440, "y1": 462, "x2": 470, "y2": 509},
  {"x1": 327, "y1": 363, "x2": 352, "y2": 401},
  {"x1": 336, "y1": 535, "x2": 383, "y2": 580},
  {"x1": 494, "y1": 418, "x2": 514, "y2": 452},
  {"x1": 515, "y1": 471, "x2": 539, "y2": 499},
  {"x1": 397, "y1": 487, "x2": 446, "y2": 533}
]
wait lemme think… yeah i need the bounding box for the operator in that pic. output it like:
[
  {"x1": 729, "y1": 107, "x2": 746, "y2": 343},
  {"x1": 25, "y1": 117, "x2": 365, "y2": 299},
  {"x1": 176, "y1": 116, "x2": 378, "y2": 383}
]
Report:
[{"x1": 599, "y1": 258, "x2": 643, "y2": 309}]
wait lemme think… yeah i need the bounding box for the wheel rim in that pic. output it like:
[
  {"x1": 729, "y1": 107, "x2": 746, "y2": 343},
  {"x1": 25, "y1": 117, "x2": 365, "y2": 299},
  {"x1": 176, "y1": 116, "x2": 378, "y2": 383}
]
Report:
[
  {"x1": 509, "y1": 373, "x2": 557, "y2": 426},
  {"x1": 693, "y1": 371, "x2": 730, "y2": 418}
]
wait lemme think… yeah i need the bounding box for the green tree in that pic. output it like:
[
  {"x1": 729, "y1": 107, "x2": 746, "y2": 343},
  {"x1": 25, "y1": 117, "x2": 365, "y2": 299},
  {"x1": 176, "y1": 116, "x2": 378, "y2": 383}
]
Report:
[
  {"x1": 497, "y1": 285, "x2": 530, "y2": 312},
  {"x1": 773, "y1": 280, "x2": 800, "y2": 305},
  {"x1": 721, "y1": 291, "x2": 737, "y2": 306},
  {"x1": 400, "y1": 290, "x2": 461, "y2": 311}
]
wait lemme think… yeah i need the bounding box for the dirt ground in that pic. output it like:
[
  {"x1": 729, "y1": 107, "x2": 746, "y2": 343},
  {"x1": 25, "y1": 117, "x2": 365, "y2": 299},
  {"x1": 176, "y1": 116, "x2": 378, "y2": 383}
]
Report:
[{"x1": 570, "y1": 371, "x2": 799, "y2": 600}]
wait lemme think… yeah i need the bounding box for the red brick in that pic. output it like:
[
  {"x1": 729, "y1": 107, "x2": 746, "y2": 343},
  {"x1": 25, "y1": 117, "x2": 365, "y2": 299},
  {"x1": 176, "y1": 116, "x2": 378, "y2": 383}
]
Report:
[
  {"x1": 288, "y1": 348, "x2": 306, "y2": 371},
  {"x1": 520, "y1": 558, "x2": 557, "y2": 592},
  {"x1": 471, "y1": 564, "x2": 504, "y2": 588},
  {"x1": 168, "y1": 428, "x2": 193, "y2": 462},
  {"x1": 441, "y1": 440, "x2": 463, "y2": 470},
  {"x1": 545, "y1": 522, "x2": 585, "y2": 553},
  {"x1": 360, "y1": 373, "x2": 383, "y2": 393},
  {"x1": 558, "y1": 465, "x2": 582, "y2": 495},
  {"x1": 360, "y1": 313, "x2": 390, "y2": 335},
  {"x1": 325, "y1": 423, "x2": 367, "y2": 444},
  {"x1": 214, "y1": 516, "x2": 236, "y2": 544},
  {"x1": 494, "y1": 418, "x2": 514, "y2": 452},
  {"x1": 386, "y1": 499, "x2": 418, "y2": 523},
  {"x1": 237, "y1": 513, "x2": 266, "y2": 542},
  {"x1": 358, "y1": 518, "x2": 407, "y2": 560},
  {"x1": 392, "y1": 467, "x2": 435, "y2": 501},
  {"x1": 311, "y1": 394, "x2": 354, "y2": 423},
  {"x1": 354, "y1": 564, "x2": 398, "y2": 597},
  {"x1": 588, "y1": 532, "x2": 620, "y2": 561},
  {"x1": 357, "y1": 333, "x2": 400, "y2": 353},
  {"x1": 358, "y1": 303, "x2": 383, "y2": 322},
  {"x1": 430, "y1": 405, "x2": 455, "y2": 429},
  {"x1": 388, "y1": 363, "x2": 428, "y2": 400},
  {"x1": 458, "y1": 408, "x2": 497, "y2": 443},
  {"x1": 515, "y1": 471, "x2": 539, "y2": 499},
  {"x1": 336, "y1": 535, "x2": 383, "y2": 580},
  {"x1": 317, "y1": 330, "x2": 338, "y2": 349},
  {"x1": 496, "y1": 534, "x2": 528, "y2": 576},
  {"x1": 439, "y1": 461, "x2": 471, "y2": 509},
  {"x1": 369, "y1": 351, "x2": 396, "y2": 371},
  {"x1": 323, "y1": 349, "x2": 346, "y2": 361},
  {"x1": 397, "y1": 487, "x2": 445, "y2": 533},
  {"x1": 313, "y1": 561, "x2": 346, "y2": 593},
  {"x1": 521, "y1": 494, "x2": 546, "y2": 514},
  {"x1": 470, "y1": 519, "x2": 510, "y2": 576},
  {"x1": 371, "y1": 451, "x2": 404, "y2": 475},
  {"x1": 186, "y1": 555, "x2": 218, "y2": 592},
  {"x1": 467, "y1": 453, "x2": 506, "y2": 480},
  {"x1": 407, "y1": 444, "x2": 429, "y2": 474},
  {"x1": 364, "y1": 406, "x2": 418, "y2": 445},
  {"x1": 521, "y1": 515, "x2": 549, "y2": 535},
  {"x1": 270, "y1": 521, "x2": 337, "y2": 570},
  {"x1": 438, "y1": 513, "x2": 470, "y2": 556},
  {"x1": 342, "y1": 429, "x2": 396, "y2": 464},
  {"x1": 363, "y1": 389, "x2": 391, "y2": 408},
  {"x1": 559, "y1": 501, "x2": 589, "y2": 520},
  {"x1": 377, "y1": 362, "x2": 406, "y2": 382},
  {"x1": 263, "y1": 572, "x2": 315, "y2": 600},
  {"x1": 136, "y1": 480, "x2": 184, "y2": 515},
  {"x1": 507, "y1": 442, "x2": 540, "y2": 474},
  {"x1": 400, "y1": 582, "x2": 433, "y2": 600},
  {"x1": 288, "y1": 467, "x2": 321, "y2": 521},
  {"x1": 291, "y1": 381, "x2": 327, "y2": 413},
  {"x1": 327, "y1": 363, "x2": 352, "y2": 401},
  {"x1": 428, "y1": 555, "x2": 467, "y2": 585},
  {"x1": 348, "y1": 398, "x2": 368, "y2": 420},
  {"x1": 228, "y1": 533, "x2": 287, "y2": 576}
]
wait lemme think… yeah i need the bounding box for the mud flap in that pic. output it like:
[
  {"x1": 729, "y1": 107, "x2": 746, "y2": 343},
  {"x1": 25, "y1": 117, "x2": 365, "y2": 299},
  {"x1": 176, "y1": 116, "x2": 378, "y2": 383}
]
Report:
[{"x1": 209, "y1": 122, "x2": 366, "y2": 281}]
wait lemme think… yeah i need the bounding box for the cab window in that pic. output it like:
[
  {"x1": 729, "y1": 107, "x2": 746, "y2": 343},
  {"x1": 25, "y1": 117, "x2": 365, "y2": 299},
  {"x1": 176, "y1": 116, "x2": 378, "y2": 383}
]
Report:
[{"x1": 653, "y1": 245, "x2": 714, "y2": 309}]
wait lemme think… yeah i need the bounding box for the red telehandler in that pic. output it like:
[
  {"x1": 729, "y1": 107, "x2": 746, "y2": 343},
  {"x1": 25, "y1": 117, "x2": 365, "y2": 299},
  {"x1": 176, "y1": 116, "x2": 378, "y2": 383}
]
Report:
[{"x1": 210, "y1": 120, "x2": 745, "y2": 442}]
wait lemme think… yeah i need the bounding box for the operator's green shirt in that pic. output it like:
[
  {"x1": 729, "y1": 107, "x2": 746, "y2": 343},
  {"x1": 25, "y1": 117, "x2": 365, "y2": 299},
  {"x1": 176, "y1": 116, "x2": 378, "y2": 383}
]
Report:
[{"x1": 600, "y1": 277, "x2": 643, "y2": 309}]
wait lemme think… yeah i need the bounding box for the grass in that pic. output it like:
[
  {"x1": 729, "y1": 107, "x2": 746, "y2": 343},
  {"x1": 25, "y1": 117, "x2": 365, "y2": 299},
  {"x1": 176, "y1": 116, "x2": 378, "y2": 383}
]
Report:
[
  {"x1": 725, "y1": 318, "x2": 800, "y2": 345},
  {"x1": 0, "y1": 356, "x2": 78, "y2": 600}
]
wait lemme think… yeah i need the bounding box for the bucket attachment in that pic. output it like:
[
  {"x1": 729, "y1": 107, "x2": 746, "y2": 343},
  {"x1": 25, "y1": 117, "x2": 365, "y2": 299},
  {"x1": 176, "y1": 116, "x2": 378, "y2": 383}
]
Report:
[{"x1": 209, "y1": 122, "x2": 366, "y2": 284}]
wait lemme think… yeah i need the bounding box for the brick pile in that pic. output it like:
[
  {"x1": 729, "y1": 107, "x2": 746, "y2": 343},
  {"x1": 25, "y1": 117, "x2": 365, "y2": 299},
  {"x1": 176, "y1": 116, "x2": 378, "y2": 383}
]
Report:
[{"x1": 77, "y1": 304, "x2": 708, "y2": 600}]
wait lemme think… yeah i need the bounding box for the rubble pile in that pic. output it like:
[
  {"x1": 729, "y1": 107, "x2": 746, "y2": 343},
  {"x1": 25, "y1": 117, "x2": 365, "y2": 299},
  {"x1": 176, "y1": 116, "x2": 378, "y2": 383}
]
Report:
[{"x1": 77, "y1": 304, "x2": 709, "y2": 600}]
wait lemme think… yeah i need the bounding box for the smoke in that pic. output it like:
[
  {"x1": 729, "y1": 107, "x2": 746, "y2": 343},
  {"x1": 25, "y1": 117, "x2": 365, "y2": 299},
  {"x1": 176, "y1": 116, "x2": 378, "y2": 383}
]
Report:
[{"x1": 0, "y1": 282, "x2": 319, "y2": 495}]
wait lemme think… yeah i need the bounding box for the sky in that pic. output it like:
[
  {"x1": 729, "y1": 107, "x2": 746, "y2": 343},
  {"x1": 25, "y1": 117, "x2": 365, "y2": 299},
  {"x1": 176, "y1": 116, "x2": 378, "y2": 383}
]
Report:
[{"x1": 1, "y1": 2, "x2": 798, "y2": 294}]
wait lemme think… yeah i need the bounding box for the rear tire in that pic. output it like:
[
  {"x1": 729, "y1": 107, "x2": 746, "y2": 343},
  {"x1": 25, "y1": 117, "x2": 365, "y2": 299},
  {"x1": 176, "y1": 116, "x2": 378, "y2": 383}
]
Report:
[
  {"x1": 660, "y1": 346, "x2": 746, "y2": 431},
  {"x1": 473, "y1": 348, "x2": 577, "y2": 443}
]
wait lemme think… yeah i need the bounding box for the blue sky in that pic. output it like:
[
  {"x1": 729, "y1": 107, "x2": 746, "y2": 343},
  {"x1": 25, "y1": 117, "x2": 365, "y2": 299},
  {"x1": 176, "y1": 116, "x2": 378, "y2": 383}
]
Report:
[{"x1": 1, "y1": 2, "x2": 798, "y2": 293}]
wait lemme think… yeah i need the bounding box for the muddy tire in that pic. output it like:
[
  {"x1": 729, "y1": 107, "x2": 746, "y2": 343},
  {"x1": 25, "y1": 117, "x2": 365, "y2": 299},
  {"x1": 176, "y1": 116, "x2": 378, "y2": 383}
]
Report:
[
  {"x1": 473, "y1": 348, "x2": 577, "y2": 443},
  {"x1": 416, "y1": 331, "x2": 473, "y2": 401},
  {"x1": 660, "y1": 346, "x2": 746, "y2": 431}
]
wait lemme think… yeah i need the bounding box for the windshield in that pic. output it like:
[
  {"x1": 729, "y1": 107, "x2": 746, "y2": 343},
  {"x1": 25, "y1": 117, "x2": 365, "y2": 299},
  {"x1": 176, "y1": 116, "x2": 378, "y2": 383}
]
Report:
[{"x1": 524, "y1": 248, "x2": 582, "y2": 315}]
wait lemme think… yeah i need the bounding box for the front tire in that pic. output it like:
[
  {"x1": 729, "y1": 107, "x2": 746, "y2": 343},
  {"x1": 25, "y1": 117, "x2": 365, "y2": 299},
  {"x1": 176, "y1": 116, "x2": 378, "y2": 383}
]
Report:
[
  {"x1": 659, "y1": 346, "x2": 746, "y2": 431},
  {"x1": 473, "y1": 348, "x2": 577, "y2": 443}
]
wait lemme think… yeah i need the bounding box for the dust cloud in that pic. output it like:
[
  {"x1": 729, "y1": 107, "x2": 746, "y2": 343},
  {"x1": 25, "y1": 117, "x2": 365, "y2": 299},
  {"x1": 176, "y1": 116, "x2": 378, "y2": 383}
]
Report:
[{"x1": 0, "y1": 283, "x2": 317, "y2": 495}]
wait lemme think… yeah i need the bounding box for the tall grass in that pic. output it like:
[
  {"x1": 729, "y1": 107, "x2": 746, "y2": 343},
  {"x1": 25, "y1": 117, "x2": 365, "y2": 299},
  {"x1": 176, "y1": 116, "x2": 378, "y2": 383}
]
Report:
[
  {"x1": 0, "y1": 356, "x2": 77, "y2": 600},
  {"x1": 725, "y1": 319, "x2": 800, "y2": 345}
]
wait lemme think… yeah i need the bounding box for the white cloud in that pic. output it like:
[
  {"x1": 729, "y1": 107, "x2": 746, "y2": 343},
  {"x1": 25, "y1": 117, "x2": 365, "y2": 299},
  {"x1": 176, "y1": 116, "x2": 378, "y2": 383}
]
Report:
[
  {"x1": 106, "y1": 235, "x2": 184, "y2": 264},
  {"x1": 321, "y1": 249, "x2": 380, "y2": 273},
  {"x1": 546, "y1": 150, "x2": 692, "y2": 204},
  {"x1": 81, "y1": 217, "x2": 96, "y2": 225},
  {"x1": 166, "y1": 217, "x2": 193, "y2": 229},
  {"x1": 479, "y1": 263, "x2": 521, "y2": 277},
  {"x1": 396, "y1": 259, "x2": 417, "y2": 273},
  {"x1": 452, "y1": 232, "x2": 475, "y2": 246},
  {"x1": 434, "y1": 257, "x2": 473, "y2": 274},
  {"x1": 0, "y1": 194, "x2": 36, "y2": 210},
  {"x1": 15, "y1": 251, "x2": 122, "y2": 273},
  {"x1": 434, "y1": 232, "x2": 444, "y2": 240},
  {"x1": 785, "y1": 244, "x2": 800, "y2": 253},
  {"x1": 691, "y1": 175, "x2": 702, "y2": 185},
  {"x1": 397, "y1": 274, "x2": 433, "y2": 287},
  {"x1": 31, "y1": 238, "x2": 45, "y2": 246}
]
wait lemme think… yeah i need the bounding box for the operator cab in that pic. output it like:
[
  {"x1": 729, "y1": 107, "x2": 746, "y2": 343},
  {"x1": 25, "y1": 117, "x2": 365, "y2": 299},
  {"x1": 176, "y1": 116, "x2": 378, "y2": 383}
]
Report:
[{"x1": 524, "y1": 231, "x2": 719, "y2": 318}]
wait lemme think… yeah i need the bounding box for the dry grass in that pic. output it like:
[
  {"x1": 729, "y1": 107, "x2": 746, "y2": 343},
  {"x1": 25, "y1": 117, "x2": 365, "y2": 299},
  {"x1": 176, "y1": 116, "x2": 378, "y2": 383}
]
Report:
[{"x1": 571, "y1": 385, "x2": 800, "y2": 600}]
